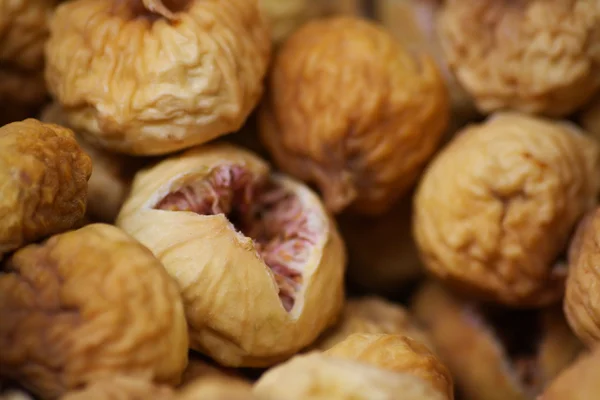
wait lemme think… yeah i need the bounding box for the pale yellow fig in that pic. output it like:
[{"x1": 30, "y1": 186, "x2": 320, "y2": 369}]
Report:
[
  {"x1": 116, "y1": 143, "x2": 346, "y2": 367},
  {"x1": 253, "y1": 352, "x2": 449, "y2": 400},
  {"x1": 45, "y1": 0, "x2": 271, "y2": 155}
]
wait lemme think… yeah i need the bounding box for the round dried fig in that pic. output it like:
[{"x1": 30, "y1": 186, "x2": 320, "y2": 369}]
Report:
[
  {"x1": 579, "y1": 96, "x2": 600, "y2": 142},
  {"x1": 59, "y1": 377, "x2": 176, "y2": 400},
  {"x1": 312, "y1": 296, "x2": 432, "y2": 351},
  {"x1": 253, "y1": 352, "x2": 449, "y2": 400},
  {"x1": 0, "y1": 119, "x2": 92, "y2": 260},
  {"x1": 0, "y1": 0, "x2": 54, "y2": 123},
  {"x1": 563, "y1": 207, "x2": 600, "y2": 346},
  {"x1": 325, "y1": 333, "x2": 453, "y2": 399},
  {"x1": 338, "y1": 194, "x2": 423, "y2": 293},
  {"x1": 40, "y1": 103, "x2": 150, "y2": 223},
  {"x1": 374, "y1": 0, "x2": 477, "y2": 124},
  {"x1": 438, "y1": 0, "x2": 600, "y2": 117},
  {"x1": 116, "y1": 143, "x2": 346, "y2": 367},
  {"x1": 258, "y1": 16, "x2": 449, "y2": 215},
  {"x1": 539, "y1": 349, "x2": 600, "y2": 400},
  {"x1": 0, "y1": 224, "x2": 189, "y2": 399},
  {"x1": 414, "y1": 112, "x2": 600, "y2": 306},
  {"x1": 412, "y1": 281, "x2": 583, "y2": 400},
  {"x1": 45, "y1": 0, "x2": 271, "y2": 156}
]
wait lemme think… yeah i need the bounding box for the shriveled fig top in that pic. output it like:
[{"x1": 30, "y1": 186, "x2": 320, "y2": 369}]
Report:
[
  {"x1": 412, "y1": 282, "x2": 582, "y2": 400},
  {"x1": 259, "y1": 16, "x2": 449, "y2": 215},
  {"x1": 0, "y1": 119, "x2": 92, "y2": 259},
  {"x1": 45, "y1": 0, "x2": 271, "y2": 155},
  {"x1": 0, "y1": 224, "x2": 189, "y2": 399},
  {"x1": 539, "y1": 348, "x2": 600, "y2": 400},
  {"x1": 253, "y1": 352, "x2": 449, "y2": 400},
  {"x1": 414, "y1": 112, "x2": 600, "y2": 306},
  {"x1": 325, "y1": 334, "x2": 453, "y2": 399},
  {"x1": 313, "y1": 296, "x2": 432, "y2": 351},
  {"x1": 438, "y1": 0, "x2": 600, "y2": 117},
  {"x1": 564, "y1": 207, "x2": 600, "y2": 347}
]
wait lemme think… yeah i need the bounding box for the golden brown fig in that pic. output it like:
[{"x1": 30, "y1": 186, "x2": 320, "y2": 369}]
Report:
[
  {"x1": 539, "y1": 348, "x2": 600, "y2": 400},
  {"x1": 253, "y1": 352, "x2": 449, "y2": 400},
  {"x1": 40, "y1": 104, "x2": 149, "y2": 223},
  {"x1": 116, "y1": 143, "x2": 346, "y2": 367},
  {"x1": 414, "y1": 112, "x2": 600, "y2": 306},
  {"x1": 325, "y1": 334, "x2": 453, "y2": 399},
  {"x1": 412, "y1": 282, "x2": 583, "y2": 400},
  {"x1": 45, "y1": 0, "x2": 271, "y2": 155},
  {"x1": 374, "y1": 0, "x2": 477, "y2": 124},
  {"x1": 0, "y1": 0, "x2": 54, "y2": 124},
  {"x1": 0, "y1": 224, "x2": 189, "y2": 399},
  {"x1": 563, "y1": 207, "x2": 600, "y2": 347},
  {"x1": 338, "y1": 195, "x2": 423, "y2": 293},
  {"x1": 59, "y1": 377, "x2": 176, "y2": 400},
  {"x1": 438, "y1": 0, "x2": 600, "y2": 117},
  {"x1": 259, "y1": 16, "x2": 449, "y2": 215},
  {"x1": 312, "y1": 296, "x2": 432, "y2": 351},
  {"x1": 0, "y1": 119, "x2": 92, "y2": 260}
]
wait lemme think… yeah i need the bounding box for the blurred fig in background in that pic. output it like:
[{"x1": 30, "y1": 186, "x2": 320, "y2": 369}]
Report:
[
  {"x1": 412, "y1": 282, "x2": 583, "y2": 400},
  {"x1": 414, "y1": 113, "x2": 600, "y2": 307},
  {"x1": 45, "y1": 0, "x2": 271, "y2": 155},
  {"x1": 40, "y1": 103, "x2": 150, "y2": 223},
  {"x1": 438, "y1": 0, "x2": 600, "y2": 117},
  {"x1": 338, "y1": 194, "x2": 422, "y2": 294},
  {"x1": 259, "y1": 16, "x2": 449, "y2": 215}
]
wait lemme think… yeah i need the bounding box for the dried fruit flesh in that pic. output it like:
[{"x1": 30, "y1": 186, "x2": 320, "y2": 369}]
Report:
[
  {"x1": 45, "y1": 0, "x2": 271, "y2": 155},
  {"x1": 117, "y1": 144, "x2": 346, "y2": 366},
  {"x1": 414, "y1": 112, "x2": 600, "y2": 306},
  {"x1": 438, "y1": 0, "x2": 600, "y2": 116},
  {"x1": 0, "y1": 119, "x2": 92, "y2": 259},
  {"x1": 412, "y1": 282, "x2": 583, "y2": 400},
  {"x1": 0, "y1": 224, "x2": 189, "y2": 399},
  {"x1": 259, "y1": 16, "x2": 449, "y2": 215}
]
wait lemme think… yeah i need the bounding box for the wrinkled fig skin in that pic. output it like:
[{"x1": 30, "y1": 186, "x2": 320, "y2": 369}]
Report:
[
  {"x1": 564, "y1": 208, "x2": 600, "y2": 347},
  {"x1": 253, "y1": 353, "x2": 449, "y2": 400},
  {"x1": 117, "y1": 143, "x2": 346, "y2": 367},
  {"x1": 412, "y1": 282, "x2": 583, "y2": 400},
  {"x1": 0, "y1": 224, "x2": 189, "y2": 399},
  {"x1": 0, "y1": 119, "x2": 92, "y2": 260},
  {"x1": 0, "y1": 0, "x2": 55, "y2": 121},
  {"x1": 259, "y1": 16, "x2": 449, "y2": 216},
  {"x1": 414, "y1": 113, "x2": 600, "y2": 306},
  {"x1": 45, "y1": 0, "x2": 271, "y2": 155},
  {"x1": 325, "y1": 334, "x2": 454, "y2": 399},
  {"x1": 539, "y1": 349, "x2": 600, "y2": 400},
  {"x1": 438, "y1": 0, "x2": 600, "y2": 117},
  {"x1": 312, "y1": 296, "x2": 432, "y2": 352},
  {"x1": 338, "y1": 194, "x2": 423, "y2": 293},
  {"x1": 40, "y1": 104, "x2": 150, "y2": 223},
  {"x1": 374, "y1": 0, "x2": 477, "y2": 125}
]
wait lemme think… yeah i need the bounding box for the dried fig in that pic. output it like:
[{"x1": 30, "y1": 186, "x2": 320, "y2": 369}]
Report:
[
  {"x1": 414, "y1": 112, "x2": 600, "y2": 306},
  {"x1": 325, "y1": 333, "x2": 453, "y2": 399},
  {"x1": 374, "y1": 0, "x2": 477, "y2": 124},
  {"x1": 412, "y1": 282, "x2": 583, "y2": 400},
  {"x1": 44, "y1": 0, "x2": 271, "y2": 156},
  {"x1": 438, "y1": 0, "x2": 600, "y2": 117},
  {"x1": 0, "y1": 0, "x2": 54, "y2": 124},
  {"x1": 312, "y1": 296, "x2": 432, "y2": 351},
  {"x1": 539, "y1": 348, "x2": 600, "y2": 400},
  {"x1": 563, "y1": 207, "x2": 600, "y2": 346},
  {"x1": 116, "y1": 143, "x2": 346, "y2": 367},
  {"x1": 0, "y1": 119, "x2": 92, "y2": 260},
  {"x1": 40, "y1": 103, "x2": 149, "y2": 223},
  {"x1": 59, "y1": 377, "x2": 176, "y2": 400},
  {"x1": 253, "y1": 352, "x2": 449, "y2": 400},
  {"x1": 258, "y1": 16, "x2": 449, "y2": 215},
  {"x1": 0, "y1": 224, "x2": 189, "y2": 399},
  {"x1": 338, "y1": 194, "x2": 423, "y2": 293}
]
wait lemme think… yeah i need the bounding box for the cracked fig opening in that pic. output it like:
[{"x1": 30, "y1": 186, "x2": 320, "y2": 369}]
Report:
[{"x1": 155, "y1": 164, "x2": 320, "y2": 312}]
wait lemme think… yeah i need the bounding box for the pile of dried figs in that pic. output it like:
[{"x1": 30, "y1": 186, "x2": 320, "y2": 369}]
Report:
[{"x1": 2, "y1": 0, "x2": 600, "y2": 399}]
